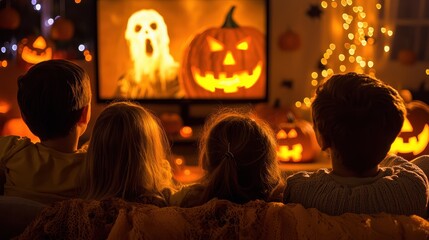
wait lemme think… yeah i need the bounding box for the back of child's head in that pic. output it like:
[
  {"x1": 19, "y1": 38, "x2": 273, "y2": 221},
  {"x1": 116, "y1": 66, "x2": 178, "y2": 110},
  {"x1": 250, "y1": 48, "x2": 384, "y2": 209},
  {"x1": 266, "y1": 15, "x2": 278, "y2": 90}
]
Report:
[
  {"x1": 312, "y1": 72, "x2": 406, "y2": 173},
  {"x1": 82, "y1": 101, "x2": 174, "y2": 201},
  {"x1": 199, "y1": 108, "x2": 281, "y2": 204},
  {"x1": 17, "y1": 59, "x2": 91, "y2": 141}
]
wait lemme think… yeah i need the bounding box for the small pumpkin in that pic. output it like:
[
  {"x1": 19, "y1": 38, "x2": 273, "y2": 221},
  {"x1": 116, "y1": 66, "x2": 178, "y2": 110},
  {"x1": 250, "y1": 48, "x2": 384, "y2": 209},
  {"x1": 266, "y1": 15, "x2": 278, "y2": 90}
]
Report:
[
  {"x1": 0, "y1": 7, "x2": 20, "y2": 30},
  {"x1": 278, "y1": 28, "x2": 301, "y2": 51},
  {"x1": 397, "y1": 49, "x2": 416, "y2": 65},
  {"x1": 180, "y1": 6, "x2": 266, "y2": 98},
  {"x1": 159, "y1": 112, "x2": 183, "y2": 135},
  {"x1": 254, "y1": 99, "x2": 295, "y2": 129},
  {"x1": 50, "y1": 17, "x2": 75, "y2": 41},
  {"x1": 389, "y1": 100, "x2": 429, "y2": 159},
  {"x1": 17, "y1": 35, "x2": 53, "y2": 68},
  {"x1": 276, "y1": 114, "x2": 320, "y2": 163}
]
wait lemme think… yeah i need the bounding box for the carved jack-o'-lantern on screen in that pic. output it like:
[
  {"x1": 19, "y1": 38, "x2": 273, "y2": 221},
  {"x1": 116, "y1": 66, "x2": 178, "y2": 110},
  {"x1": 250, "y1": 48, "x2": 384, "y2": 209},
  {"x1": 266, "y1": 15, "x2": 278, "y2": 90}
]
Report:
[
  {"x1": 180, "y1": 6, "x2": 266, "y2": 99},
  {"x1": 389, "y1": 101, "x2": 429, "y2": 159},
  {"x1": 96, "y1": 0, "x2": 267, "y2": 102}
]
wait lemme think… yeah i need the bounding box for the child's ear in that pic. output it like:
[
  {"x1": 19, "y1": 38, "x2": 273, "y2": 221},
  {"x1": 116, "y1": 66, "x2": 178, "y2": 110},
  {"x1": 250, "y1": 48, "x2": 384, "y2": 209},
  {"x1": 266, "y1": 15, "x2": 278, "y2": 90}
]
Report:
[{"x1": 78, "y1": 105, "x2": 91, "y2": 125}]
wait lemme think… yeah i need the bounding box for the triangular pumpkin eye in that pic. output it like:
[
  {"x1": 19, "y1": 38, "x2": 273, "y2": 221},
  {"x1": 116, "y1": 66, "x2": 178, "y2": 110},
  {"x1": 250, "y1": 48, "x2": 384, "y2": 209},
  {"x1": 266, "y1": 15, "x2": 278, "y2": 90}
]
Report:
[
  {"x1": 401, "y1": 117, "x2": 413, "y2": 132},
  {"x1": 288, "y1": 129, "x2": 298, "y2": 138},
  {"x1": 276, "y1": 129, "x2": 287, "y2": 139},
  {"x1": 207, "y1": 36, "x2": 224, "y2": 52},
  {"x1": 236, "y1": 38, "x2": 250, "y2": 50}
]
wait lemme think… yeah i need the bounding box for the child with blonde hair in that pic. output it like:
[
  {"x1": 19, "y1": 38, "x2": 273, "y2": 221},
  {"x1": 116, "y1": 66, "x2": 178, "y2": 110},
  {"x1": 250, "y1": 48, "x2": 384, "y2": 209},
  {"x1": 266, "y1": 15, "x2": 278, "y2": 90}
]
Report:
[
  {"x1": 283, "y1": 72, "x2": 429, "y2": 217},
  {"x1": 0, "y1": 60, "x2": 91, "y2": 204},
  {"x1": 80, "y1": 101, "x2": 177, "y2": 206},
  {"x1": 171, "y1": 109, "x2": 282, "y2": 207}
]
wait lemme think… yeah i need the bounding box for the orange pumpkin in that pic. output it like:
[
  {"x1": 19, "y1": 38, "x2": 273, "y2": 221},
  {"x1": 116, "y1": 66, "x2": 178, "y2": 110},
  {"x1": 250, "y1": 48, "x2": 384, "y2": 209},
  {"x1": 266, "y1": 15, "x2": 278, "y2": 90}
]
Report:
[
  {"x1": 50, "y1": 17, "x2": 75, "y2": 41},
  {"x1": 397, "y1": 49, "x2": 416, "y2": 65},
  {"x1": 17, "y1": 35, "x2": 53, "y2": 69},
  {"x1": 254, "y1": 99, "x2": 295, "y2": 129},
  {"x1": 276, "y1": 114, "x2": 320, "y2": 163},
  {"x1": 389, "y1": 100, "x2": 429, "y2": 159},
  {"x1": 159, "y1": 112, "x2": 183, "y2": 136},
  {"x1": 278, "y1": 28, "x2": 301, "y2": 51},
  {"x1": 180, "y1": 6, "x2": 266, "y2": 98},
  {"x1": 0, "y1": 7, "x2": 20, "y2": 30}
]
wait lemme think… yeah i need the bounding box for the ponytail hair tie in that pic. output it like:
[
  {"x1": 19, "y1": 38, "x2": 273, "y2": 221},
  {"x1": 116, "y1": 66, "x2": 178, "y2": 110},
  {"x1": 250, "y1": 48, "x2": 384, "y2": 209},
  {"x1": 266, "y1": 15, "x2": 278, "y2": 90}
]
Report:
[{"x1": 224, "y1": 143, "x2": 235, "y2": 162}]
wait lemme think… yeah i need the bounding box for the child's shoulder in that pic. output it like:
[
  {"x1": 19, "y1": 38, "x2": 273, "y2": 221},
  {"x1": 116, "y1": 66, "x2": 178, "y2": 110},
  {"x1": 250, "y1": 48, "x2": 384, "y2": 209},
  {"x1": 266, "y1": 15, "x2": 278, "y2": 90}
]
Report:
[
  {"x1": 170, "y1": 183, "x2": 205, "y2": 207},
  {"x1": 0, "y1": 136, "x2": 33, "y2": 162}
]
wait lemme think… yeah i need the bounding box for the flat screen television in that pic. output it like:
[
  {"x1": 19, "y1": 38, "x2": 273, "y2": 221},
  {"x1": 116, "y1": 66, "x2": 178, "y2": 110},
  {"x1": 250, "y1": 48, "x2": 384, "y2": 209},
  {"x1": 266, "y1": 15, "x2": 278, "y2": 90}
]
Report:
[{"x1": 95, "y1": 0, "x2": 268, "y2": 104}]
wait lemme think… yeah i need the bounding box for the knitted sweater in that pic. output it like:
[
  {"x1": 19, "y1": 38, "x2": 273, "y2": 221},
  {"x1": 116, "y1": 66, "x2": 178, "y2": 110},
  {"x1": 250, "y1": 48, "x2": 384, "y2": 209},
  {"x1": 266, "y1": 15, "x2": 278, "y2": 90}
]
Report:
[{"x1": 283, "y1": 155, "x2": 429, "y2": 217}]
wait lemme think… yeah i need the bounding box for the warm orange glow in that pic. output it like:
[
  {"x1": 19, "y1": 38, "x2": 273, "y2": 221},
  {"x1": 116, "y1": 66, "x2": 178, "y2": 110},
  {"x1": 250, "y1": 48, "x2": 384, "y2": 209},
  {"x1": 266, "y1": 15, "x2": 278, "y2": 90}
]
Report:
[
  {"x1": 276, "y1": 130, "x2": 287, "y2": 139},
  {"x1": 75, "y1": 0, "x2": 81, "y2": 3},
  {"x1": 223, "y1": 51, "x2": 236, "y2": 65},
  {"x1": 1, "y1": 60, "x2": 7, "y2": 67},
  {"x1": 183, "y1": 169, "x2": 191, "y2": 175},
  {"x1": 180, "y1": 126, "x2": 193, "y2": 138},
  {"x1": 175, "y1": 158, "x2": 184, "y2": 166},
  {"x1": 85, "y1": 54, "x2": 92, "y2": 62},
  {"x1": 0, "y1": 101, "x2": 11, "y2": 113},
  {"x1": 390, "y1": 118, "x2": 429, "y2": 155},
  {"x1": 236, "y1": 39, "x2": 249, "y2": 50},
  {"x1": 2, "y1": 118, "x2": 40, "y2": 143},
  {"x1": 207, "y1": 36, "x2": 224, "y2": 52},
  {"x1": 33, "y1": 36, "x2": 46, "y2": 49},
  {"x1": 191, "y1": 61, "x2": 262, "y2": 93},
  {"x1": 277, "y1": 145, "x2": 303, "y2": 162}
]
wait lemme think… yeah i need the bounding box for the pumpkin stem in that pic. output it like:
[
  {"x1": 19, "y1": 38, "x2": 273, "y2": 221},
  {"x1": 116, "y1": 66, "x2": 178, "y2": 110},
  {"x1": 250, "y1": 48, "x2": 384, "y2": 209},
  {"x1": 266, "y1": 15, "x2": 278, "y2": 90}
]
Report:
[
  {"x1": 286, "y1": 113, "x2": 295, "y2": 123},
  {"x1": 222, "y1": 6, "x2": 239, "y2": 28},
  {"x1": 273, "y1": 98, "x2": 281, "y2": 108}
]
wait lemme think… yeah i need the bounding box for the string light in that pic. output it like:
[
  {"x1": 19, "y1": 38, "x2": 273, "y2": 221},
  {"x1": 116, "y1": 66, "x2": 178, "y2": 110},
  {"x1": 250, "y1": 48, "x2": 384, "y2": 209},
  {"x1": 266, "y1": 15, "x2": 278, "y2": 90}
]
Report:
[{"x1": 296, "y1": 1, "x2": 393, "y2": 111}]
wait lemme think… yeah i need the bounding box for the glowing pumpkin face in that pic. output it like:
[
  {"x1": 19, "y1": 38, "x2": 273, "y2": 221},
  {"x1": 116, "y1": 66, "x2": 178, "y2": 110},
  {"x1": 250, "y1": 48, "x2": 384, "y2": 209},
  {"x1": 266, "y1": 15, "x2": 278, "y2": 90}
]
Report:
[
  {"x1": 180, "y1": 6, "x2": 266, "y2": 98},
  {"x1": 390, "y1": 101, "x2": 429, "y2": 159},
  {"x1": 18, "y1": 35, "x2": 53, "y2": 65},
  {"x1": 276, "y1": 118, "x2": 320, "y2": 163}
]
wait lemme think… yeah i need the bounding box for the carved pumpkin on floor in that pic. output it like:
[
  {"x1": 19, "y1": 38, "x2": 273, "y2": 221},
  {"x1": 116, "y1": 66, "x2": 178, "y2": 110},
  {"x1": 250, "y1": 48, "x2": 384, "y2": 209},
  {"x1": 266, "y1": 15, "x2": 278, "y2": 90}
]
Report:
[
  {"x1": 180, "y1": 6, "x2": 266, "y2": 98},
  {"x1": 17, "y1": 35, "x2": 53, "y2": 69},
  {"x1": 389, "y1": 100, "x2": 429, "y2": 159},
  {"x1": 276, "y1": 114, "x2": 320, "y2": 163}
]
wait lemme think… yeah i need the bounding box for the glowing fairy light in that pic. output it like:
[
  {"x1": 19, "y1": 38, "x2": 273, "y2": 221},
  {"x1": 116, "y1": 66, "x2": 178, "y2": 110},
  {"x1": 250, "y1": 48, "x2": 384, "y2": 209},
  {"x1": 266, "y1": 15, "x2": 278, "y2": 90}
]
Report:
[
  {"x1": 321, "y1": 1, "x2": 328, "y2": 8},
  {"x1": 311, "y1": 79, "x2": 318, "y2": 86},
  {"x1": 301, "y1": 1, "x2": 391, "y2": 111},
  {"x1": 1, "y1": 47, "x2": 5, "y2": 53},
  {"x1": 311, "y1": 72, "x2": 318, "y2": 79},
  {"x1": 426, "y1": 69, "x2": 429, "y2": 75},
  {"x1": 384, "y1": 46, "x2": 390, "y2": 52}
]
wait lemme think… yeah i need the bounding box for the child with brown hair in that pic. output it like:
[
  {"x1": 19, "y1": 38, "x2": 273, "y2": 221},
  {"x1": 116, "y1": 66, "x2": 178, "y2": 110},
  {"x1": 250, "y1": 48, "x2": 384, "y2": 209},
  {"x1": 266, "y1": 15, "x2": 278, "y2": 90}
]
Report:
[
  {"x1": 0, "y1": 59, "x2": 92, "y2": 205},
  {"x1": 80, "y1": 101, "x2": 177, "y2": 206},
  {"x1": 171, "y1": 109, "x2": 282, "y2": 207},
  {"x1": 283, "y1": 72, "x2": 429, "y2": 217}
]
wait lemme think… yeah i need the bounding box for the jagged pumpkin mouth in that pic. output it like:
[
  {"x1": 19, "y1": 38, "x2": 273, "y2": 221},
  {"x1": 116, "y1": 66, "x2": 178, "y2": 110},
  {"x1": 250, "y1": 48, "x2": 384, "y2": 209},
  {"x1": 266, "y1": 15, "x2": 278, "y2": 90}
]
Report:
[
  {"x1": 277, "y1": 144, "x2": 303, "y2": 162},
  {"x1": 390, "y1": 124, "x2": 429, "y2": 155},
  {"x1": 191, "y1": 61, "x2": 262, "y2": 93}
]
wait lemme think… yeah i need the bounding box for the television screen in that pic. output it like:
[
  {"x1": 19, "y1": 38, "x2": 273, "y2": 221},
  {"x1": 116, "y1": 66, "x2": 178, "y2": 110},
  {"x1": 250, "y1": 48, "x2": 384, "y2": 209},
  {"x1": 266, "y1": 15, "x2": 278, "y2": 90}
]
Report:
[{"x1": 96, "y1": 0, "x2": 268, "y2": 103}]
